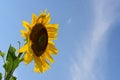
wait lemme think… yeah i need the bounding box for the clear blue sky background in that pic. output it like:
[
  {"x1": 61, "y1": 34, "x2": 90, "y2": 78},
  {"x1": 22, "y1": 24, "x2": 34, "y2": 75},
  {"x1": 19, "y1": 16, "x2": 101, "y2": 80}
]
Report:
[{"x1": 0, "y1": 0, "x2": 120, "y2": 80}]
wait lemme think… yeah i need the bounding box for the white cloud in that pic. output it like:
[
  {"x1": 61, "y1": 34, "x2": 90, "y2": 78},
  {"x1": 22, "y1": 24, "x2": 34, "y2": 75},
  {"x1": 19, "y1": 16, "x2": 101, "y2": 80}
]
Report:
[
  {"x1": 70, "y1": 0, "x2": 116, "y2": 80},
  {"x1": 67, "y1": 18, "x2": 72, "y2": 24}
]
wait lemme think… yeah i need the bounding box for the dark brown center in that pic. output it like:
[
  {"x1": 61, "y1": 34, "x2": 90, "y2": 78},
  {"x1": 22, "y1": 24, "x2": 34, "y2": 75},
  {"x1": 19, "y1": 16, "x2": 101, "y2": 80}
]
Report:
[{"x1": 30, "y1": 23, "x2": 48, "y2": 57}]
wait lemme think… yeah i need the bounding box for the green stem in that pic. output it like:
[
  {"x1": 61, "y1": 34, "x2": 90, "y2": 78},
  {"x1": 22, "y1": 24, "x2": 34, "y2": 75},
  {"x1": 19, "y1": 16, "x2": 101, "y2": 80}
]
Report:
[{"x1": 4, "y1": 69, "x2": 15, "y2": 80}]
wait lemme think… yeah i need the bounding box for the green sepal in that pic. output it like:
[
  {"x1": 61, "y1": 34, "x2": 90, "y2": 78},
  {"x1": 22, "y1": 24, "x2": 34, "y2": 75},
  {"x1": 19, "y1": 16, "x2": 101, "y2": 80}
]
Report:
[{"x1": 24, "y1": 38, "x2": 28, "y2": 43}]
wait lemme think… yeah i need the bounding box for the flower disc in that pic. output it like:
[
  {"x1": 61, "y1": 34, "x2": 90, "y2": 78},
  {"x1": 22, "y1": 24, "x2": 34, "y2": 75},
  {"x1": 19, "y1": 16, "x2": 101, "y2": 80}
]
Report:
[{"x1": 30, "y1": 23, "x2": 48, "y2": 57}]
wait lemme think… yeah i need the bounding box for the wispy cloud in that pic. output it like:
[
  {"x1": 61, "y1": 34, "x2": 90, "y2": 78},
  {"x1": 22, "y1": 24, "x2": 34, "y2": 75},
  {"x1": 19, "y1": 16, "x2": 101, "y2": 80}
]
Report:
[
  {"x1": 70, "y1": 0, "x2": 116, "y2": 80},
  {"x1": 67, "y1": 18, "x2": 72, "y2": 24}
]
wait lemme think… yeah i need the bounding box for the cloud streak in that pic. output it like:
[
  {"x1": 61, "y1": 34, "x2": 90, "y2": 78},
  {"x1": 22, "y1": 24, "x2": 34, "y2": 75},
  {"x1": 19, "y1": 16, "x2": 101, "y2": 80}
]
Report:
[
  {"x1": 70, "y1": 0, "x2": 116, "y2": 80},
  {"x1": 67, "y1": 18, "x2": 72, "y2": 24}
]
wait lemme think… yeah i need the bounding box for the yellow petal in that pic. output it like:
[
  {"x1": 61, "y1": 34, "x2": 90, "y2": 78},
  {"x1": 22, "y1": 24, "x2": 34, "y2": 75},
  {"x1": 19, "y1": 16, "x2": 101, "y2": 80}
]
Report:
[
  {"x1": 48, "y1": 32, "x2": 58, "y2": 38},
  {"x1": 18, "y1": 44, "x2": 28, "y2": 53},
  {"x1": 46, "y1": 27, "x2": 58, "y2": 32},
  {"x1": 22, "y1": 20, "x2": 31, "y2": 30},
  {"x1": 20, "y1": 30, "x2": 28, "y2": 38},
  {"x1": 47, "y1": 42, "x2": 58, "y2": 55},
  {"x1": 48, "y1": 41, "x2": 55, "y2": 45},
  {"x1": 34, "y1": 58, "x2": 43, "y2": 73},
  {"x1": 34, "y1": 62, "x2": 42, "y2": 73},
  {"x1": 20, "y1": 30, "x2": 27, "y2": 33},
  {"x1": 24, "y1": 51, "x2": 33, "y2": 64},
  {"x1": 48, "y1": 37, "x2": 57, "y2": 40},
  {"x1": 43, "y1": 12, "x2": 51, "y2": 24},
  {"x1": 44, "y1": 52, "x2": 54, "y2": 63},
  {"x1": 37, "y1": 13, "x2": 46, "y2": 23},
  {"x1": 40, "y1": 57, "x2": 50, "y2": 70},
  {"x1": 46, "y1": 24, "x2": 59, "y2": 29},
  {"x1": 31, "y1": 14, "x2": 37, "y2": 26},
  {"x1": 40, "y1": 56, "x2": 50, "y2": 70},
  {"x1": 48, "y1": 32, "x2": 58, "y2": 35}
]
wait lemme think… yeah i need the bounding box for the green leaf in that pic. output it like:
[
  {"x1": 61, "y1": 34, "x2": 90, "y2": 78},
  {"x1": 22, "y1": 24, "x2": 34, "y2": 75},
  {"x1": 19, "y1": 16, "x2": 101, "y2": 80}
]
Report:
[
  {"x1": 3, "y1": 45, "x2": 20, "y2": 73},
  {"x1": 13, "y1": 58, "x2": 20, "y2": 70},
  {"x1": 0, "y1": 73, "x2": 2, "y2": 80},
  {"x1": 0, "y1": 51, "x2": 5, "y2": 58},
  {"x1": 3, "y1": 61, "x2": 13, "y2": 73},
  {"x1": 3, "y1": 45, "x2": 16, "y2": 73},
  {"x1": 6, "y1": 45, "x2": 16, "y2": 61},
  {"x1": 3, "y1": 45, "x2": 20, "y2": 80}
]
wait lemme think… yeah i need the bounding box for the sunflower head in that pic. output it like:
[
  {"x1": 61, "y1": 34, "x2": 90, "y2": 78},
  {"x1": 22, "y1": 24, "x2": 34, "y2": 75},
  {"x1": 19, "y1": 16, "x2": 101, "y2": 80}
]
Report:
[{"x1": 19, "y1": 10, "x2": 59, "y2": 73}]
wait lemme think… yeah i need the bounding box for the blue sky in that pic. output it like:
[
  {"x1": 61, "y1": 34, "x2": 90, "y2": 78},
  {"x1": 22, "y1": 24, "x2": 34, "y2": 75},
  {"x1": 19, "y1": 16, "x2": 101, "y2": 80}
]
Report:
[{"x1": 0, "y1": 0, "x2": 120, "y2": 80}]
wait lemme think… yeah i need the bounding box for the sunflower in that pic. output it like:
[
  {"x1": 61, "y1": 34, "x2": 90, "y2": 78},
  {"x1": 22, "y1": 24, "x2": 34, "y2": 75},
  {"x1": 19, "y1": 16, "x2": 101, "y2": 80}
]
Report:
[{"x1": 19, "y1": 10, "x2": 58, "y2": 73}]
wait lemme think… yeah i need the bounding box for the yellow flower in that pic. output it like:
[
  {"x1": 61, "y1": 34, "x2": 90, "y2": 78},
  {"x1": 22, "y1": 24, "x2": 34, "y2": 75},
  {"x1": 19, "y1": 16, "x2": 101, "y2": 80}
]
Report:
[{"x1": 19, "y1": 10, "x2": 58, "y2": 73}]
